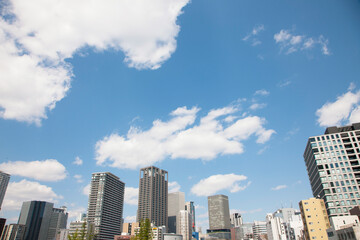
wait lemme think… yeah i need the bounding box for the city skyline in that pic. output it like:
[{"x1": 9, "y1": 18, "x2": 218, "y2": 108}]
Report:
[{"x1": 0, "y1": 0, "x2": 360, "y2": 233}]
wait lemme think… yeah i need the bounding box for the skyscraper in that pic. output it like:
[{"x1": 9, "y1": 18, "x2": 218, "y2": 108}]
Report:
[
  {"x1": 46, "y1": 206, "x2": 68, "y2": 240},
  {"x1": 18, "y1": 201, "x2": 53, "y2": 240},
  {"x1": 303, "y1": 122, "x2": 360, "y2": 217},
  {"x1": 137, "y1": 166, "x2": 168, "y2": 227},
  {"x1": 87, "y1": 172, "x2": 125, "y2": 240},
  {"x1": 0, "y1": 171, "x2": 10, "y2": 211},
  {"x1": 185, "y1": 201, "x2": 195, "y2": 233},
  {"x1": 208, "y1": 195, "x2": 231, "y2": 230},
  {"x1": 168, "y1": 192, "x2": 185, "y2": 233}
]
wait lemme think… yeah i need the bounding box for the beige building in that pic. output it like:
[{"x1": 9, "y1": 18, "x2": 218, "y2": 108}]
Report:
[
  {"x1": 299, "y1": 198, "x2": 330, "y2": 240},
  {"x1": 122, "y1": 222, "x2": 140, "y2": 236}
]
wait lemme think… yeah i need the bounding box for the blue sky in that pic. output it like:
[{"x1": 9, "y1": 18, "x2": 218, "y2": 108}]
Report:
[{"x1": 0, "y1": 0, "x2": 360, "y2": 231}]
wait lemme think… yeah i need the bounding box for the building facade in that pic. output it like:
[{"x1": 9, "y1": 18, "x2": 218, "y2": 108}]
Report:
[
  {"x1": 185, "y1": 202, "x2": 196, "y2": 233},
  {"x1": 18, "y1": 201, "x2": 53, "y2": 240},
  {"x1": 299, "y1": 198, "x2": 330, "y2": 240},
  {"x1": 87, "y1": 172, "x2": 125, "y2": 240},
  {"x1": 138, "y1": 166, "x2": 168, "y2": 227},
  {"x1": 303, "y1": 123, "x2": 360, "y2": 217},
  {"x1": 168, "y1": 192, "x2": 185, "y2": 234},
  {"x1": 0, "y1": 224, "x2": 26, "y2": 240},
  {"x1": 0, "y1": 171, "x2": 10, "y2": 211},
  {"x1": 177, "y1": 210, "x2": 191, "y2": 240},
  {"x1": 208, "y1": 195, "x2": 231, "y2": 230},
  {"x1": 47, "y1": 206, "x2": 68, "y2": 240}
]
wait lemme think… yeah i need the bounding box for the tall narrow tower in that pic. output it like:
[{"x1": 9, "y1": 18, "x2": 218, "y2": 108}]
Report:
[
  {"x1": 0, "y1": 171, "x2": 10, "y2": 211},
  {"x1": 137, "y1": 166, "x2": 168, "y2": 227},
  {"x1": 87, "y1": 172, "x2": 125, "y2": 240}
]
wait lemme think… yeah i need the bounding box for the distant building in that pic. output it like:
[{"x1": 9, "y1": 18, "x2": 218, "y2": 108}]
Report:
[
  {"x1": 185, "y1": 202, "x2": 196, "y2": 233},
  {"x1": 47, "y1": 206, "x2": 68, "y2": 240},
  {"x1": 177, "y1": 210, "x2": 191, "y2": 240},
  {"x1": 299, "y1": 198, "x2": 330, "y2": 240},
  {"x1": 163, "y1": 233, "x2": 183, "y2": 240},
  {"x1": 230, "y1": 213, "x2": 242, "y2": 228},
  {"x1": 0, "y1": 171, "x2": 10, "y2": 211},
  {"x1": 0, "y1": 224, "x2": 26, "y2": 240},
  {"x1": 168, "y1": 192, "x2": 185, "y2": 234},
  {"x1": 68, "y1": 220, "x2": 94, "y2": 237},
  {"x1": 266, "y1": 208, "x2": 303, "y2": 240},
  {"x1": 18, "y1": 201, "x2": 53, "y2": 240},
  {"x1": 208, "y1": 195, "x2": 231, "y2": 230},
  {"x1": 252, "y1": 221, "x2": 266, "y2": 240},
  {"x1": 138, "y1": 166, "x2": 168, "y2": 227},
  {"x1": 0, "y1": 219, "x2": 6, "y2": 237},
  {"x1": 87, "y1": 172, "x2": 125, "y2": 240},
  {"x1": 152, "y1": 225, "x2": 167, "y2": 240},
  {"x1": 303, "y1": 123, "x2": 360, "y2": 218},
  {"x1": 56, "y1": 229, "x2": 69, "y2": 240}
]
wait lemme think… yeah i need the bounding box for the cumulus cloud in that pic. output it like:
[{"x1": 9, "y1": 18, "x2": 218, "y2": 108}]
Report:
[
  {"x1": 0, "y1": 159, "x2": 67, "y2": 182},
  {"x1": 274, "y1": 29, "x2": 330, "y2": 55},
  {"x1": 0, "y1": 0, "x2": 190, "y2": 124},
  {"x1": 2, "y1": 180, "x2": 62, "y2": 210},
  {"x1": 168, "y1": 181, "x2": 181, "y2": 193},
  {"x1": 271, "y1": 185, "x2": 287, "y2": 191},
  {"x1": 316, "y1": 88, "x2": 360, "y2": 127},
  {"x1": 243, "y1": 24, "x2": 265, "y2": 46},
  {"x1": 95, "y1": 105, "x2": 275, "y2": 169},
  {"x1": 74, "y1": 174, "x2": 83, "y2": 183},
  {"x1": 67, "y1": 207, "x2": 87, "y2": 222},
  {"x1": 125, "y1": 187, "x2": 138, "y2": 205},
  {"x1": 190, "y1": 173, "x2": 250, "y2": 196},
  {"x1": 73, "y1": 156, "x2": 83, "y2": 166}
]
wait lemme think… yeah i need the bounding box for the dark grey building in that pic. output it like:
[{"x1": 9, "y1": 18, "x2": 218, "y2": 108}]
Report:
[
  {"x1": 0, "y1": 171, "x2": 10, "y2": 211},
  {"x1": 303, "y1": 122, "x2": 360, "y2": 218},
  {"x1": 47, "y1": 206, "x2": 68, "y2": 240},
  {"x1": 207, "y1": 194, "x2": 230, "y2": 230},
  {"x1": 137, "y1": 166, "x2": 168, "y2": 227},
  {"x1": 18, "y1": 201, "x2": 53, "y2": 240},
  {"x1": 87, "y1": 172, "x2": 125, "y2": 240}
]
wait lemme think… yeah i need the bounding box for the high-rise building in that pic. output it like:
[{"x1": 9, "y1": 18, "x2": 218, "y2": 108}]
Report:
[
  {"x1": 252, "y1": 221, "x2": 267, "y2": 240},
  {"x1": 0, "y1": 171, "x2": 10, "y2": 211},
  {"x1": 303, "y1": 122, "x2": 360, "y2": 217},
  {"x1": 185, "y1": 202, "x2": 195, "y2": 233},
  {"x1": 177, "y1": 210, "x2": 191, "y2": 240},
  {"x1": 0, "y1": 224, "x2": 26, "y2": 240},
  {"x1": 18, "y1": 201, "x2": 54, "y2": 240},
  {"x1": 208, "y1": 195, "x2": 231, "y2": 230},
  {"x1": 47, "y1": 206, "x2": 68, "y2": 240},
  {"x1": 230, "y1": 213, "x2": 242, "y2": 228},
  {"x1": 137, "y1": 166, "x2": 168, "y2": 227},
  {"x1": 168, "y1": 192, "x2": 185, "y2": 234},
  {"x1": 87, "y1": 172, "x2": 125, "y2": 240},
  {"x1": 299, "y1": 198, "x2": 330, "y2": 240}
]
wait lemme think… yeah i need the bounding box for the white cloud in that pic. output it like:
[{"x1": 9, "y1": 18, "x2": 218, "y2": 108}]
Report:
[
  {"x1": 0, "y1": 159, "x2": 67, "y2": 182},
  {"x1": 125, "y1": 187, "x2": 138, "y2": 205},
  {"x1": 168, "y1": 181, "x2": 181, "y2": 193},
  {"x1": 73, "y1": 156, "x2": 83, "y2": 166},
  {"x1": 82, "y1": 183, "x2": 90, "y2": 196},
  {"x1": 67, "y1": 207, "x2": 86, "y2": 222},
  {"x1": 125, "y1": 215, "x2": 137, "y2": 223},
  {"x1": 2, "y1": 179, "x2": 62, "y2": 210},
  {"x1": 243, "y1": 24, "x2": 264, "y2": 46},
  {"x1": 95, "y1": 105, "x2": 275, "y2": 169},
  {"x1": 0, "y1": 0, "x2": 190, "y2": 124},
  {"x1": 74, "y1": 174, "x2": 83, "y2": 183},
  {"x1": 274, "y1": 29, "x2": 330, "y2": 55},
  {"x1": 254, "y1": 89, "x2": 270, "y2": 96},
  {"x1": 250, "y1": 103, "x2": 267, "y2": 110},
  {"x1": 190, "y1": 173, "x2": 250, "y2": 196},
  {"x1": 316, "y1": 89, "x2": 360, "y2": 127},
  {"x1": 271, "y1": 185, "x2": 287, "y2": 191}
]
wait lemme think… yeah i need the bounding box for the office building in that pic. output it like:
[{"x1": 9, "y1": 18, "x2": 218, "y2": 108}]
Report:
[
  {"x1": 47, "y1": 206, "x2": 68, "y2": 240},
  {"x1": 185, "y1": 202, "x2": 195, "y2": 233},
  {"x1": 252, "y1": 221, "x2": 267, "y2": 240},
  {"x1": 138, "y1": 166, "x2": 168, "y2": 227},
  {"x1": 208, "y1": 195, "x2": 231, "y2": 230},
  {"x1": 0, "y1": 171, "x2": 10, "y2": 211},
  {"x1": 68, "y1": 220, "x2": 95, "y2": 238},
  {"x1": 18, "y1": 201, "x2": 53, "y2": 240},
  {"x1": 87, "y1": 172, "x2": 125, "y2": 240},
  {"x1": 299, "y1": 198, "x2": 330, "y2": 240},
  {"x1": 177, "y1": 210, "x2": 191, "y2": 240},
  {"x1": 230, "y1": 213, "x2": 242, "y2": 228},
  {"x1": 168, "y1": 192, "x2": 185, "y2": 234},
  {"x1": 303, "y1": 122, "x2": 360, "y2": 217},
  {"x1": 0, "y1": 224, "x2": 26, "y2": 240}
]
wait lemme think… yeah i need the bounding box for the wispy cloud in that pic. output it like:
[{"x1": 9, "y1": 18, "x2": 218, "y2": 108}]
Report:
[
  {"x1": 271, "y1": 185, "x2": 287, "y2": 191},
  {"x1": 254, "y1": 89, "x2": 270, "y2": 96},
  {"x1": 274, "y1": 29, "x2": 330, "y2": 55},
  {"x1": 95, "y1": 104, "x2": 275, "y2": 169},
  {"x1": 74, "y1": 174, "x2": 83, "y2": 183},
  {"x1": 243, "y1": 24, "x2": 265, "y2": 46},
  {"x1": 73, "y1": 156, "x2": 83, "y2": 166},
  {"x1": 168, "y1": 181, "x2": 181, "y2": 193},
  {"x1": 316, "y1": 85, "x2": 360, "y2": 127}
]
